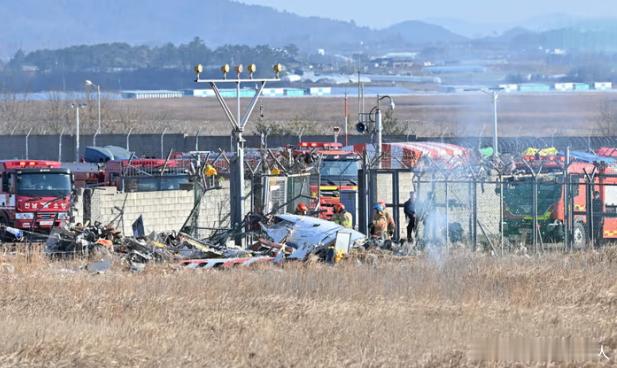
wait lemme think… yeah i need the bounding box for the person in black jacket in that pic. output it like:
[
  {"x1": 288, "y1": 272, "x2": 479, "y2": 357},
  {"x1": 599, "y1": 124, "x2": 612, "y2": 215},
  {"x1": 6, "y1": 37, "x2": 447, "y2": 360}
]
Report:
[{"x1": 403, "y1": 192, "x2": 417, "y2": 243}]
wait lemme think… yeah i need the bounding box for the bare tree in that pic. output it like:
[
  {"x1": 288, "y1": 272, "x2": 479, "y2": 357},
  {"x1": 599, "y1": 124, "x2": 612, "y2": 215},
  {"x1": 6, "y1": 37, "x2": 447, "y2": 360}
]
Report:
[
  {"x1": 596, "y1": 99, "x2": 617, "y2": 136},
  {"x1": 45, "y1": 91, "x2": 70, "y2": 132},
  {"x1": 0, "y1": 87, "x2": 27, "y2": 132},
  {"x1": 382, "y1": 108, "x2": 406, "y2": 135}
]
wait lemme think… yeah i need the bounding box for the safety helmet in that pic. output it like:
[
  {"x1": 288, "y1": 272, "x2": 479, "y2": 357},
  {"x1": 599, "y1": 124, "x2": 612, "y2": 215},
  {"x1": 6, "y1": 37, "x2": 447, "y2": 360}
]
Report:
[
  {"x1": 374, "y1": 203, "x2": 384, "y2": 212},
  {"x1": 334, "y1": 202, "x2": 345, "y2": 211},
  {"x1": 296, "y1": 203, "x2": 308, "y2": 212}
]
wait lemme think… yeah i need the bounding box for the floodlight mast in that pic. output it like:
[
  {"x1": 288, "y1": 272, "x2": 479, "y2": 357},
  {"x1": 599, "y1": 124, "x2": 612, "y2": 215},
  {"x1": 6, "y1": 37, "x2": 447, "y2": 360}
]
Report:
[{"x1": 193, "y1": 63, "x2": 282, "y2": 246}]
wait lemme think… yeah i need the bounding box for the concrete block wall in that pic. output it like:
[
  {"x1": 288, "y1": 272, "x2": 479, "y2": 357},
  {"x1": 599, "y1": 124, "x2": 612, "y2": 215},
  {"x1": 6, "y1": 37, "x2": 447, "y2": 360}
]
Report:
[
  {"x1": 85, "y1": 180, "x2": 251, "y2": 235},
  {"x1": 88, "y1": 186, "x2": 194, "y2": 234}
]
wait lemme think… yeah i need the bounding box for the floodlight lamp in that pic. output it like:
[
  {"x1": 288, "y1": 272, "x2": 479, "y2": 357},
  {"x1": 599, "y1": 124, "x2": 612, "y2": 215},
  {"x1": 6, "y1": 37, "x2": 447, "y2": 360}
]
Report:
[
  {"x1": 194, "y1": 64, "x2": 203, "y2": 75},
  {"x1": 221, "y1": 64, "x2": 230, "y2": 78},
  {"x1": 248, "y1": 64, "x2": 257, "y2": 76},
  {"x1": 235, "y1": 64, "x2": 244, "y2": 75},
  {"x1": 273, "y1": 63, "x2": 283, "y2": 77}
]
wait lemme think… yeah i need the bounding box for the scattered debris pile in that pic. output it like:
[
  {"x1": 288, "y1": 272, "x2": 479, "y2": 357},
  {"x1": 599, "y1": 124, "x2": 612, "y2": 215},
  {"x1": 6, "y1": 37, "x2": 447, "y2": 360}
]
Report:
[{"x1": 44, "y1": 214, "x2": 373, "y2": 272}]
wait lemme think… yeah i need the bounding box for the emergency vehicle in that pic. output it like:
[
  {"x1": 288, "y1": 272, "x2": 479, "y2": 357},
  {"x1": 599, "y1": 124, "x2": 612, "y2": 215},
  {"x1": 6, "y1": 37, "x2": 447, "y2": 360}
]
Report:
[
  {"x1": 105, "y1": 159, "x2": 192, "y2": 192},
  {"x1": 294, "y1": 142, "x2": 360, "y2": 221},
  {"x1": 502, "y1": 154, "x2": 617, "y2": 248},
  {"x1": 0, "y1": 160, "x2": 73, "y2": 231}
]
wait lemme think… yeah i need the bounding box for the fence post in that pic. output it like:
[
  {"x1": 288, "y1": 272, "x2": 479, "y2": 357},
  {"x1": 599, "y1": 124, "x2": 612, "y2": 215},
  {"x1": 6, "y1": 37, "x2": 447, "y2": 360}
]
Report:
[
  {"x1": 58, "y1": 128, "x2": 64, "y2": 161},
  {"x1": 532, "y1": 174, "x2": 538, "y2": 252},
  {"x1": 160, "y1": 128, "x2": 167, "y2": 159},
  {"x1": 472, "y1": 178, "x2": 478, "y2": 250},
  {"x1": 25, "y1": 128, "x2": 32, "y2": 159},
  {"x1": 392, "y1": 171, "x2": 400, "y2": 242},
  {"x1": 445, "y1": 175, "x2": 449, "y2": 248},
  {"x1": 499, "y1": 174, "x2": 504, "y2": 254}
]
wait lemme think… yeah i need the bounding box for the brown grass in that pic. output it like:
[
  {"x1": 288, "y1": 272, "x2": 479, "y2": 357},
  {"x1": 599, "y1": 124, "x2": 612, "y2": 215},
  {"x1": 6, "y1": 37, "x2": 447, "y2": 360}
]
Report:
[
  {"x1": 1, "y1": 248, "x2": 617, "y2": 367},
  {"x1": 2, "y1": 93, "x2": 614, "y2": 137}
]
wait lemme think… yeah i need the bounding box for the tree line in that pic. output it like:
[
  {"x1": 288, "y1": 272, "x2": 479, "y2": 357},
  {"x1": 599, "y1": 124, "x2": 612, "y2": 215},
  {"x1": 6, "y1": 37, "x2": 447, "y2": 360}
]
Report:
[{"x1": 0, "y1": 38, "x2": 299, "y2": 91}]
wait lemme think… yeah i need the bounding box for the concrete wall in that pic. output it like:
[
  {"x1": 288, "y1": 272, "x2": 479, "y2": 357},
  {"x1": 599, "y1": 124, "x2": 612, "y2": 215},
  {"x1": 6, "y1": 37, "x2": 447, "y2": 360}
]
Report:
[{"x1": 82, "y1": 179, "x2": 251, "y2": 235}]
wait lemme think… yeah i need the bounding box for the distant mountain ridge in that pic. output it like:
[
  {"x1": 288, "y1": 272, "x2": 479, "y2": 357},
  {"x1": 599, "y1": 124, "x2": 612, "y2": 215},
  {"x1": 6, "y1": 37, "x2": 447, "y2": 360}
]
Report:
[
  {"x1": 0, "y1": 0, "x2": 466, "y2": 58},
  {"x1": 1, "y1": 1, "x2": 616, "y2": 60}
]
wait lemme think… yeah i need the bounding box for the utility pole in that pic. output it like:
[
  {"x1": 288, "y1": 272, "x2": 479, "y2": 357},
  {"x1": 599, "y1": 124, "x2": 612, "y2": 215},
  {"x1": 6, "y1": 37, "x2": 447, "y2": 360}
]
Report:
[
  {"x1": 71, "y1": 103, "x2": 86, "y2": 162},
  {"x1": 85, "y1": 80, "x2": 101, "y2": 146},
  {"x1": 344, "y1": 91, "x2": 349, "y2": 146},
  {"x1": 492, "y1": 90, "x2": 499, "y2": 159},
  {"x1": 194, "y1": 63, "x2": 281, "y2": 246},
  {"x1": 58, "y1": 128, "x2": 64, "y2": 161}
]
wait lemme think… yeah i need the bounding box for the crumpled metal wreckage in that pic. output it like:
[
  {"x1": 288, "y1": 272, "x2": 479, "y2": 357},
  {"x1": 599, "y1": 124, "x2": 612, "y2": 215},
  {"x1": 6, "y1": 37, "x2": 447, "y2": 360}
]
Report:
[{"x1": 43, "y1": 214, "x2": 368, "y2": 272}]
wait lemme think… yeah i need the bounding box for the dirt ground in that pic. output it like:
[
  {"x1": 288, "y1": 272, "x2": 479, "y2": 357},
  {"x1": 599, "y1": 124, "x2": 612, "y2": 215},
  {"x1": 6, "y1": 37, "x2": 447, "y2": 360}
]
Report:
[
  {"x1": 1, "y1": 248, "x2": 617, "y2": 367},
  {"x1": 4, "y1": 92, "x2": 616, "y2": 137}
]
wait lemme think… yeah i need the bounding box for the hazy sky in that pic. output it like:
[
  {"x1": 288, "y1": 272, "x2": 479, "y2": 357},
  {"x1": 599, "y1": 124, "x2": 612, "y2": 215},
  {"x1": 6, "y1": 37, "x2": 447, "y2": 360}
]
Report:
[{"x1": 240, "y1": 0, "x2": 615, "y2": 28}]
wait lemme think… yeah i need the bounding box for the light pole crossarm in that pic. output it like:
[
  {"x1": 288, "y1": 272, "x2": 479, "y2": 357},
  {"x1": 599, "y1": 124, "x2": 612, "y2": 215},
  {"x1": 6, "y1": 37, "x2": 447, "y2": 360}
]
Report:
[
  {"x1": 239, "y1": 81, "x2": 267, "y2": 128},
  {"x1": 210, "y1": 82, "x2": 240, "y2": 130},
  {"x1": 196, "y1": 78, "x2": 280, "y2": 84}
]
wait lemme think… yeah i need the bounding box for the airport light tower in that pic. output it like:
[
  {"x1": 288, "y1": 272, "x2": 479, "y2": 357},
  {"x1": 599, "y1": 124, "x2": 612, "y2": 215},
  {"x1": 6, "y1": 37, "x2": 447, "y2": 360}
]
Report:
[{"x1": 193, "y1": 63, "x2": 282, "y2": 245}]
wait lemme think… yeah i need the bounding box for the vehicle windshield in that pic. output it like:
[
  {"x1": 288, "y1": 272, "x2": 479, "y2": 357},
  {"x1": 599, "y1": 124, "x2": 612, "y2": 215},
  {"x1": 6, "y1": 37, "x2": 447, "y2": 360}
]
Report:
[
  {"x1": 16, "y1": 172, "x2": 72, "y2": 197},
  {"x1": 320, "y1": 160, "x2": 359, "y2": 178},
  {"x1": 503, "y1": 179, "x2": 562, "y2": 217},
  {"x1": 122, "y1": 175, "x2": 189, "y2": 192}
]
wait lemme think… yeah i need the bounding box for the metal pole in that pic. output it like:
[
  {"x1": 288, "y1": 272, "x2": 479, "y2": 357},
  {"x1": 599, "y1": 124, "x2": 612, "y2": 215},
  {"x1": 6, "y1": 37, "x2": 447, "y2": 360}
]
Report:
[
  {"x1": 195, "y1": 128, "x2": 201, "y2": 151},
  {"x1": 25, "y1": 128, "x2": 32, "y2": 159},
  {"x1": 499, "y1": 174, "x2": 504, "y2": 254},
  {"x1": 75, "y1": 108, "x2": 80, "y2": 162},
  {"x1": 472, "y1": 179, "x2": 478, "y2": 250},
  {"x1": 493, "y1": 91, "x2": 499, "y2": 158},
  {"x1": 126, "y1": 128, "x2": 133, "y2": 151},
  {"x1": 344, "y1": 91, "x2": 349, "y2": 146},
  {"x1": 564, "y1": 147, "x2": 570, "y2": 250},
  {"x1": 445, "y1": 176, "x2": 449, "y2": 247},
  {"x1": 532, "y1": 174, "x2": 538, "y2": 252},
  {"x1": 392, "y1": 171, "x2": 400, "y2": 242},
  {"x1": 58, "y1": 128, "x2": 64, "y2": 161},
  {"x1": 94, "y1": 84, "x2": 101, "y2": 146},
  {"x1": 375, "y1": 108, "x2": 383, "y2": 169},
  {"x1": 160, "y1": 128, "x2": 167, "y2": 158}
]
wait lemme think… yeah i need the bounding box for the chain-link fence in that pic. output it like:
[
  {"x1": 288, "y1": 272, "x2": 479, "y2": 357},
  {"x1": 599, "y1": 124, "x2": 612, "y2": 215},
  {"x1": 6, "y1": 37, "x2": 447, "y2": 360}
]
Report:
[{"x1": 368, "y1": 166, "x2": 617, "y2": 253}]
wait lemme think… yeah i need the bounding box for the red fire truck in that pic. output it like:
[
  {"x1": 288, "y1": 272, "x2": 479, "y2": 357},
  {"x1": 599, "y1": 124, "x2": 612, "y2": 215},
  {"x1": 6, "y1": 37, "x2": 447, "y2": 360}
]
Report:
[
  {"x1": 294, "y1": 142, "x2": 360, "y2": 221},
  {"x1": 0, "y1": 160, "x2": 73, "y2": 231},
  {"x1": 502, "y1": 155, "x2": 617, "y2": 248}
]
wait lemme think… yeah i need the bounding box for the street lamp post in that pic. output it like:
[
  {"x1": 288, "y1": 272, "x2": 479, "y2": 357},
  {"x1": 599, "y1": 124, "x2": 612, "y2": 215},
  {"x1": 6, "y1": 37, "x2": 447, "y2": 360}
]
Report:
[
  {"x1": 71, "y1": 103, "x2": 87, "y2": 162},
  {"x1": 85, "y1": 80, "x2": 101, "y2": 146},
  {"x1": 477, "y1": 89, "x2": 500, "y2": 159},
  {"x1": 372, "y1": 95, "x2": 395, "y2": 169},
  {"x1": 490, "y1": 90, "x2": 499, "y2": 159}
]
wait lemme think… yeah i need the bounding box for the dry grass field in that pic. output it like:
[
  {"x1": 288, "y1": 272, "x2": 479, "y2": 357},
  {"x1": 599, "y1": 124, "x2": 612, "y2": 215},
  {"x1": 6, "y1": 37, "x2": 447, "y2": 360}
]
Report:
[
  {"x1": 3, "y1": 92, "x2": 616, "y2": 137},
  {"x1": 2, "y1": 248, "x2": 617, "y2": 367}
]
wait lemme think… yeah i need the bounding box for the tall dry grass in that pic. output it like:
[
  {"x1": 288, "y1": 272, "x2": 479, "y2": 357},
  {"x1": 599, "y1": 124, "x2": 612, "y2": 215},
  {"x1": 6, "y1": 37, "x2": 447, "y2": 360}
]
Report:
[
  {"x1": 1, "y1": 248, "x2": 617, "y2": 367},
  {"x1": 0, "y1": 93, "x2": 607, "y2": 136}
]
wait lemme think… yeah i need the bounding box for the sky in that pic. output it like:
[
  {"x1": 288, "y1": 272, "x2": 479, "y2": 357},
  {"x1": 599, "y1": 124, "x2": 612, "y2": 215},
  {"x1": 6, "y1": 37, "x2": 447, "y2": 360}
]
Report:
[{"x1": 240, "y1": 0, "x2": 615, "y2": 28}]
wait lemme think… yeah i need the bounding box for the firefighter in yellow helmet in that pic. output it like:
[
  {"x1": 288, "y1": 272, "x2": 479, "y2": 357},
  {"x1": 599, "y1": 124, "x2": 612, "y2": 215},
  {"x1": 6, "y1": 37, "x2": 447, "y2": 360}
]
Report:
[
  {"x1": 370, "y1": 203, "x2": 389, "y2": 239},
  {"x1": 332, "y1": 202, "x2": 353, "y2": 229},
  {"x1": 378, "y1": 199, "x2": 395, "y2": 234}
]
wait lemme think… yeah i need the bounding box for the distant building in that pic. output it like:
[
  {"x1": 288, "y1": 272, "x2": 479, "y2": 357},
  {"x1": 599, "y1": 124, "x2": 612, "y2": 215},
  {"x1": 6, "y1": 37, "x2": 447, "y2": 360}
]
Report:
[
  {"x1": 121, "y1": 90, "x2": 183, "y2": 100},
  {"x1": 595, "y1": 82, "x2": 613, "y2": 90}
]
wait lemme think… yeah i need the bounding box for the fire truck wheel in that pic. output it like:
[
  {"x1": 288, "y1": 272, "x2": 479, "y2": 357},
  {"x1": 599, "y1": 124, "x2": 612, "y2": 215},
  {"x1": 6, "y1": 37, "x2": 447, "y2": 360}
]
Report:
[{"x1": 573, "y1": 223, "x2": 587, "y2": 250}]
